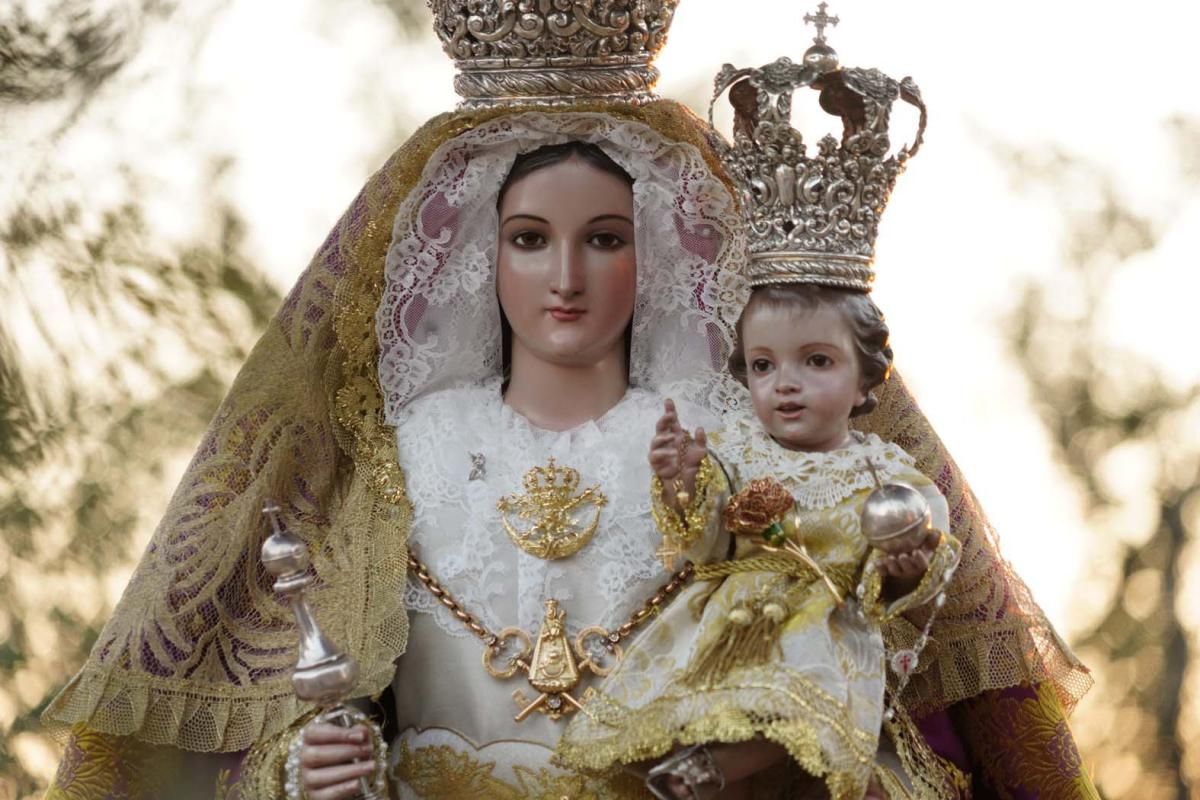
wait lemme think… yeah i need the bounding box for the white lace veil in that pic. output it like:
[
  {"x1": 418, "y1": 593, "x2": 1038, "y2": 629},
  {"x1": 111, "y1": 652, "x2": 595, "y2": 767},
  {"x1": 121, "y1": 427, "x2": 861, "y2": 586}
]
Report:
[{"x1": 376, "y1": 112, "x2": 750, "y2": 420}]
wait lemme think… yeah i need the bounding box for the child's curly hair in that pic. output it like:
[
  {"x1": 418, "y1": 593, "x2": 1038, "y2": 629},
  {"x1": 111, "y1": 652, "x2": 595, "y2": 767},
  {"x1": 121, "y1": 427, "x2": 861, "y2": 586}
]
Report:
[{"x1": 728, "y1": 284, "x2": 894, "y2": 417}]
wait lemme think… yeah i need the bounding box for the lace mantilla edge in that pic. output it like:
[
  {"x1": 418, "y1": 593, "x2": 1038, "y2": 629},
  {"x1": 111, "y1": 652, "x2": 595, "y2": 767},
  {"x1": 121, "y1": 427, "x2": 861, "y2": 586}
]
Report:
[{"x1": 555, "y1": 667, "x2": 955, "y2": 800}]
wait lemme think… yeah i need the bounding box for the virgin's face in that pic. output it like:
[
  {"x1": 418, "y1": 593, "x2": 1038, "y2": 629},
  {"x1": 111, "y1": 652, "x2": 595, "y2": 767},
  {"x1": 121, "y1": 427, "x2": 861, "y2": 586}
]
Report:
[
  {"x1": 496, "y1": 157, "x2": 636, "y2": 369},
  {"x1": 743, "y1": 303, "x2": 866, "y2": 452}
]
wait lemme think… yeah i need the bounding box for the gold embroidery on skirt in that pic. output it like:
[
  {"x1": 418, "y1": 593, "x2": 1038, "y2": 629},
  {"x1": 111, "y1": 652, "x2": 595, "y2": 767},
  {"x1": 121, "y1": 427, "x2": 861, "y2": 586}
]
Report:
[{"x1": 391, "y1": 740, "x2": 650, "y2": 799}]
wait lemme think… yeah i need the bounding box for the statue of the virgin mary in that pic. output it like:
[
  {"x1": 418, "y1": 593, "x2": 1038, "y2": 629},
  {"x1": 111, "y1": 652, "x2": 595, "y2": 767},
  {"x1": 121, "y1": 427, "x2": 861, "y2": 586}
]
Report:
[{"x1": 42, "y1": 3, "x2": 1095, "y2": 798}]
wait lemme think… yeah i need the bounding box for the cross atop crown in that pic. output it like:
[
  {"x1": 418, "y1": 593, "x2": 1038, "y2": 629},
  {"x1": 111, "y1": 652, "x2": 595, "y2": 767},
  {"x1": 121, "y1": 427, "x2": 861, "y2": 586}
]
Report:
[{"x1": 803, "y1": 2, "x2": 840, "y2": 45}]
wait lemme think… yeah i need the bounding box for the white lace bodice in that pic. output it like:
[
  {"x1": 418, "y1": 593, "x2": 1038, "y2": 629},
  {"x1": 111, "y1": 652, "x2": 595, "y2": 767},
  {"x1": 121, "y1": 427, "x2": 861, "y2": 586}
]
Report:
[
  {"x1": 390, "y1": 380, "x2": 721, "y2": 751},
  {"x1": 396, "y1": 379, "x2": 718, "y2": 639}
]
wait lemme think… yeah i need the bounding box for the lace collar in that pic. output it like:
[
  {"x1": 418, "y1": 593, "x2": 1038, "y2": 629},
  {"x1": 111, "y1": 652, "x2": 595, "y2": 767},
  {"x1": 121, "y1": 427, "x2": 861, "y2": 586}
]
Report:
[{"x1": 712, "y1": 410, "x2": 918, "y2": 510}]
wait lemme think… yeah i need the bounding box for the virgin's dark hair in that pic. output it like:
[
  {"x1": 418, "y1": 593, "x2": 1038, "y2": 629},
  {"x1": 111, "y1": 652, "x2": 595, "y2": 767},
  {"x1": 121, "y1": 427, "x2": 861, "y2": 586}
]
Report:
[
  {"x1": 728, "y1": 284, "x2": 893, "y2": 417},
  {"x1": 498, "y1": 141, "x2": 633, "y2": 207}
]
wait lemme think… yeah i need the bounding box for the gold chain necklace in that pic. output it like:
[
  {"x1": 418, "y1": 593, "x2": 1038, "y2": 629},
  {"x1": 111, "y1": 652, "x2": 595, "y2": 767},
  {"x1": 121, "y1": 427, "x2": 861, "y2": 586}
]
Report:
[{"x1": 408, "y1": 550, "x2": 693, "y2": 723}]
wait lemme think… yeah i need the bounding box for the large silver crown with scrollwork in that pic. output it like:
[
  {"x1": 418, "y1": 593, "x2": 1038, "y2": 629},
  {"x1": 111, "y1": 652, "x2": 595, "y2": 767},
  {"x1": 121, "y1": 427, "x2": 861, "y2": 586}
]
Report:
[
  {"x1": 710, "y1": 4, "x2": 926, "y2": 291},
  {"x1": 427, "y1": 0, "x2": 677, "y2": 109}
]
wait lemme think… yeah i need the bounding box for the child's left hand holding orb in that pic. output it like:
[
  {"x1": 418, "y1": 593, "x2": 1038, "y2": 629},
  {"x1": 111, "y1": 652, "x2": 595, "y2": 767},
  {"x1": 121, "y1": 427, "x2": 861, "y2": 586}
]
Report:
[{"x1": 877, "y1": 528, "x2": 940, "y2": 594}]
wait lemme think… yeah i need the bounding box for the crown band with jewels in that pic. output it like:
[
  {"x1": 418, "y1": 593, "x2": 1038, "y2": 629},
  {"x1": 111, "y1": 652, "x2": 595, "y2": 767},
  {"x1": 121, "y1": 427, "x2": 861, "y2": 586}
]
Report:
[
  {"x1": 709, "y1": 4, "x2": 926, "y2": 291},
  {"x1": 427, "y1": 0, "x2": 678, "y2": 109}
]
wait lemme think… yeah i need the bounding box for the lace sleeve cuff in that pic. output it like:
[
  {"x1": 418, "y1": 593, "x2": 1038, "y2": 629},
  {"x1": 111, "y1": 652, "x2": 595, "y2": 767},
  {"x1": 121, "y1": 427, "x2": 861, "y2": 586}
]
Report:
[
  {"x1": 858, "y1": 531, "x2": 962, "y2": 623},
  {"x1": 650, "y1": 456, "x2": 721, "y2": 564}
]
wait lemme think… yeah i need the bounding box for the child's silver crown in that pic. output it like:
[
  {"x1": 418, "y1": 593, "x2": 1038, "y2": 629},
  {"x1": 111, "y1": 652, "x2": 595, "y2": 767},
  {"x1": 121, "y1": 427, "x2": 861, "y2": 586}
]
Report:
[{"x1": 709, "y1": 4, "x2": 927, "y2": 291}]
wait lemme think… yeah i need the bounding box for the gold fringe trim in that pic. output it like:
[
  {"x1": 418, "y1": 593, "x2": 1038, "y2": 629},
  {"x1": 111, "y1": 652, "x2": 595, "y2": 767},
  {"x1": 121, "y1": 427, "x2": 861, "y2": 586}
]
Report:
[
  {"x1": 557, "y1": 667, "x2": 910, "y2": 800},
  {"x1": 558, "y1": 672, "x2": 959, "y2": 800},
  {"x1": 680, "y1": 612, "x2": 782, "y2": 687},
  {"x1": 682, "y1": 561, "x2": 857, "y2": 686}
]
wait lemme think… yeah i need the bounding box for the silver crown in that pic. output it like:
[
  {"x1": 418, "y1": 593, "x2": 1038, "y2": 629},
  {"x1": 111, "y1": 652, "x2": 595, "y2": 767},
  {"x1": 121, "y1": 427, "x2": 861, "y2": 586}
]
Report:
[
  {"x1": 709, "y1": 4, "x2": 926, "y2": 291},
  {"x1": 427, "y1": 0, "x2": 678, "y2": 109}
]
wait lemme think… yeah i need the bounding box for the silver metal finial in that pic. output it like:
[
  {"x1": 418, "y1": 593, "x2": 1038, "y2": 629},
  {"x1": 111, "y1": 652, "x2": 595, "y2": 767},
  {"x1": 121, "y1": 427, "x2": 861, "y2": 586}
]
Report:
[{"x1": 262, "y1": 500, "x2": 387, "y2": 800}]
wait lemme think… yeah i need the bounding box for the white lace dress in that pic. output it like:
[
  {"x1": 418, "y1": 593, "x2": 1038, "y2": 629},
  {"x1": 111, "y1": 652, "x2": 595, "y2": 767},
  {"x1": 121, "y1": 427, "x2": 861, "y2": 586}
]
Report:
[{"x1": 386, "y1": 379, "x2": 721, "y2": 798}]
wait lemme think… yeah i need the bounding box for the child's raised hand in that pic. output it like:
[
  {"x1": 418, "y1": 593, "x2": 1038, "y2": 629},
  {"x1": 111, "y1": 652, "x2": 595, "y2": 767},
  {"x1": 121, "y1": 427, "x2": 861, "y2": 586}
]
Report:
[{"x1": 649, "y1": 399, "x2": 708, "y2": 510}]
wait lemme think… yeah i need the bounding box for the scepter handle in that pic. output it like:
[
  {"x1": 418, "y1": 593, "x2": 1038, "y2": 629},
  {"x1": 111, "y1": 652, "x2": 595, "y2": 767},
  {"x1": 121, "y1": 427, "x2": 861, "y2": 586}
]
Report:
[{"x1": 261, "y1": 500, "x2": 387, "y2": 800}]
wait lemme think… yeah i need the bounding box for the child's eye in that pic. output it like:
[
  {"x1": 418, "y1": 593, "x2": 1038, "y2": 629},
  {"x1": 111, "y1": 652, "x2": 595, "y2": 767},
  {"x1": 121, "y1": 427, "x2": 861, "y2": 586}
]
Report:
[
  {"x1": 511, "y1": 231, "x2": 546, "y2": 248},
  {"x1": 807, "y1": 353, "x2": 833, "y2": 368},
  {"x1": 750, "y1": 358, "x2": 773, "y2": 374},
  {"x1": 589, "y1": 232, "x2": 625, "y2": 249}
]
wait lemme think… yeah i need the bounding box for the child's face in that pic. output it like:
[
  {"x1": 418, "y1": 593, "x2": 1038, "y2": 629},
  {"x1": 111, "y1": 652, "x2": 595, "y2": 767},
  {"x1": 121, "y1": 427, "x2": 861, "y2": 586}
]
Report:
[{"x1": 741, "y1": 302, "x2": 866, "y2": 452}]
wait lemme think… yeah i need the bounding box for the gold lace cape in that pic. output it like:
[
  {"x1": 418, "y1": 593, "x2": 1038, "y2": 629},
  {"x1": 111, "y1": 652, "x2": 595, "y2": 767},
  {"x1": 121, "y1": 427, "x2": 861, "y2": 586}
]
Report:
[{"x1": 43, "y1": 101, "x2": 1088, "y2": 795}]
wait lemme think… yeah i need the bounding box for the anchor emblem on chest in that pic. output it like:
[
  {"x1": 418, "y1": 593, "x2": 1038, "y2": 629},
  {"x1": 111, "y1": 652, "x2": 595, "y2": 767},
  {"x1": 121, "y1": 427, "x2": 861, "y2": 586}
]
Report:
[{"x1": 497, "y1": 457, "x2": 608, "y2": 560}]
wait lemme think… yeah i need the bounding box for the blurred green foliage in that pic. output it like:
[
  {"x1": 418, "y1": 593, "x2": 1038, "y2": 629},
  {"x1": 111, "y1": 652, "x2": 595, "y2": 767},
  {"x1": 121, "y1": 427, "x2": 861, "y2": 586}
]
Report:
[
  {"x1": 0, "y1": 1, "x2": 427, "y2": 794},
  {"x1": 1003, "y1": 120, "x2": 1200, "y2": 799}
]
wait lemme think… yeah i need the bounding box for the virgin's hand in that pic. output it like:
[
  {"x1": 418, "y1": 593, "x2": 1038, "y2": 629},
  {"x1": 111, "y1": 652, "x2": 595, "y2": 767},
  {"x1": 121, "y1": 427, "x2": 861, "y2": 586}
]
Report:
[{"x1": 299, "y1": 722, "x2": 376, "y2": 800}]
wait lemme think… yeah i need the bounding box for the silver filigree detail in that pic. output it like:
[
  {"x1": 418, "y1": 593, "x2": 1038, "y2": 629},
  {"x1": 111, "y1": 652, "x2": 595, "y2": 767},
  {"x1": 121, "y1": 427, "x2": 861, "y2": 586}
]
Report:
[
  {"x1": 708, "y1": 5, "x2": 928, "y2": 291},
  {"x1": 427, "y1": 0, "x2": 677, "y2": 106},
  {"x1": 468, "y1": 451, "x2": 486, "y2": 481}
]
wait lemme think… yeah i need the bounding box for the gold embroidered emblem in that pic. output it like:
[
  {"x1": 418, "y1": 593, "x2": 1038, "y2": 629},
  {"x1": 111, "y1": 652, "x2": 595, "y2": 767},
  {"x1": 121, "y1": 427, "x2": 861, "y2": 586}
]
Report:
[{"x1": 498, "y1": 457, "x2": 607, "y2": 560}]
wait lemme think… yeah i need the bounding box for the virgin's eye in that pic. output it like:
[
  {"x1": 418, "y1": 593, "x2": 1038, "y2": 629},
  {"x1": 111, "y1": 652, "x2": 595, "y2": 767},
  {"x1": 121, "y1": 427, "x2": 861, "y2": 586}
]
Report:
[
  {"x1": 511, "y1": 231, "x2": 546, "y2": 248},
  {"x1": 589, "y1": 232, "x2": 625, "y2": 249},
  {"x1": 807, "y1": 353, "x2": 833, "y2": 368},
  {"x1": 750, "y1": 358, "x2": 773, "y2": 374}
]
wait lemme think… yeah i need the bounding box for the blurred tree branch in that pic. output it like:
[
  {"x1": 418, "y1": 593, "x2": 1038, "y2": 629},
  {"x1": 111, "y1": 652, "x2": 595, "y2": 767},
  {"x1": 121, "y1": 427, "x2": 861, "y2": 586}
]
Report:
[
  {"x1": 1001, "y1": 119, "x2": 1199, "y2": 799},
  {"x1": 369, "y1": 0, "x2": 429, "y2": 35},
  {"x1": 0, "y1": 0, "x2": 175, "y2": 105},
  {"x1": 0, "y1": 2, "x2": 278, "y2": 793}
]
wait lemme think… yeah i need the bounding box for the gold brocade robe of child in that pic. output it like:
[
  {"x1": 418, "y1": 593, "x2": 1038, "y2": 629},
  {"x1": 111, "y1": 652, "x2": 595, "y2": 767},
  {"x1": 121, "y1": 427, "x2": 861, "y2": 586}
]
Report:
[{"x1": 557, "y1": 412, "x2": 962, "y2": 800}]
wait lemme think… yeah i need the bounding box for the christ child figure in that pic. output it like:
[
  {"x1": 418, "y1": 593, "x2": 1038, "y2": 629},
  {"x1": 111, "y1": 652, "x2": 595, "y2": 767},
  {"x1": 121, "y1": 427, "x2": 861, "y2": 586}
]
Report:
[{"x1": 640, "y1": 283, "x2": 963, "y2": 799}]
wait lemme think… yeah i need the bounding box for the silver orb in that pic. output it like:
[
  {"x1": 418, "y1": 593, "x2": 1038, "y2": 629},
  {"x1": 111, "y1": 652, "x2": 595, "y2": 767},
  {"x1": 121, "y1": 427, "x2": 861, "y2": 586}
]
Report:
[
  {"x1": 860, "y1": 481, "x2": 931, "y2": 554},
  {"x1": 803, "y1": 42, "x2": 839, "y2": 75}
]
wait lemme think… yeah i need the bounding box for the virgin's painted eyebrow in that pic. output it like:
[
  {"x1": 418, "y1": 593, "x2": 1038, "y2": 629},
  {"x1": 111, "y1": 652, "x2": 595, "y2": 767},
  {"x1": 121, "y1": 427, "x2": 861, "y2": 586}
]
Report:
[
  {"x1": 501, "y1": 213, "x2": 549, "y2": 225},
  {"x1": 589, "y1": 214, "x2": 634, "y2": 225}
]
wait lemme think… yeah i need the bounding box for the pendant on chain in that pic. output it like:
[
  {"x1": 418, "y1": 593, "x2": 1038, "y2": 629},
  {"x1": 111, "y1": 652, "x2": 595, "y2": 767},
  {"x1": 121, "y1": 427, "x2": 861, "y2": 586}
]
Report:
[{"x1": 484, "y1": 600, "x2": 619, "y2": 722}]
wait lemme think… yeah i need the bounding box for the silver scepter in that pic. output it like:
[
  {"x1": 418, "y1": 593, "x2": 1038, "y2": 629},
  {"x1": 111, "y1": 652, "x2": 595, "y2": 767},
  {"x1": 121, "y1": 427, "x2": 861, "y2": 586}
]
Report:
[{"x1": 261, "y1": 500, "x2": 387, "y2": 800}]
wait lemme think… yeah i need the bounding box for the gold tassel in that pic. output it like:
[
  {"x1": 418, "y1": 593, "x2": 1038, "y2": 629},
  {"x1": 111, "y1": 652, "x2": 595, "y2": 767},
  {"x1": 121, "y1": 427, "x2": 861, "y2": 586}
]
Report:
[{"x1": 681, "y1": 608, "x2": 783, "y2": 688}]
